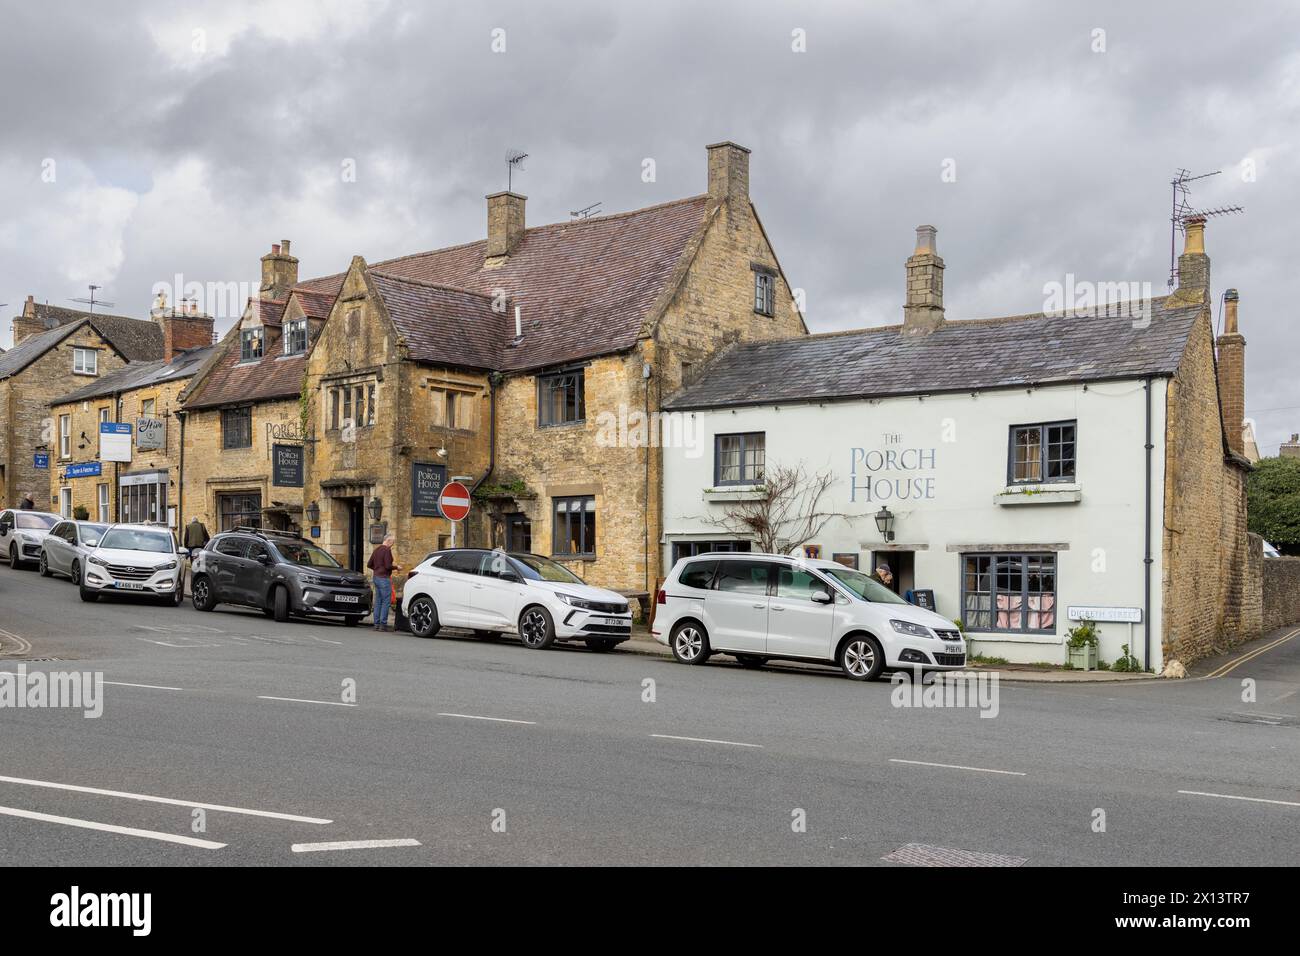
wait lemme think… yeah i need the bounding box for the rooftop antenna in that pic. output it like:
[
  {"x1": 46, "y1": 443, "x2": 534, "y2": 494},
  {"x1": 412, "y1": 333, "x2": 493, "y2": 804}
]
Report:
[
  {"x1": 1168, "y1": 169, "x2": 1243, "y2": 289},
  {"x1": 570, "y1": 202, "x2": 602, "y2": 220},
  {"x1": 505, "y1": 148, "x2": 529, "y2": 191},
  {"x1": 70, "y1": 284, "x2": 114, "y2": 315}
]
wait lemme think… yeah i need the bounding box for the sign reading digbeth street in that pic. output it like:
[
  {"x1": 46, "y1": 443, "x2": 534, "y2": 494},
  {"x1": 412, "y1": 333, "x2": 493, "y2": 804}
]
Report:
[
  {"x1": 849, "y1": 434, "x2": 938, "y2": 503},
  {"x1": 412, "y1": 462, "x2": 448, "y2": 517},
  {"x1": 272, "y1": 443, "x2": 303, "y2": 487}
]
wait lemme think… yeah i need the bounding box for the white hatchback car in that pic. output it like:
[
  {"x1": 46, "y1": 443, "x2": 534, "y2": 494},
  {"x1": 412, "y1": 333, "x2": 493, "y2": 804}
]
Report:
[
  {"x1": 653, "y1": 553, "x2": 967, "y2": 681},
  {"x1": 79, "y1": 524, "x2": 188, "y2": 606},
  {"x1": 402, "y1": 549, "x2": 633, "y2": 651},
  {"x1": 0, "y1": 510, "x2": 61, "y2": 569}
]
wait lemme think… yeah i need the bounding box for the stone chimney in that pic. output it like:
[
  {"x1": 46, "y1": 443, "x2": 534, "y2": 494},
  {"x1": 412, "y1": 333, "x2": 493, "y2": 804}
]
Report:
[
  {"x1": 486, "y1": 192, "x2": 526, "y2": 263},
  {"x1": 10, "y1": 295, "x2": 49, "y2": 345},
  {"x1": 1173, "y1": 216, "x2": 1210, "y2": 304},
  {"x1": 1216, "y1": 288, "x2": 1246, "y2": 458},
  {"x1": 151, "y1": 298, "x2": 215, "y2": 362},
  {"x1": 260, "y1": 239, "x2": 299, "y2": 300},
  {"x1": 1280, "y1": 434, "x2": 1300, "y2": 459},
  {"x1": 707, "y1": 141, "x2": 750, "y2": 206},
  {"x1": 902, "y1": 225, "x2": 945, "y2": 335}
]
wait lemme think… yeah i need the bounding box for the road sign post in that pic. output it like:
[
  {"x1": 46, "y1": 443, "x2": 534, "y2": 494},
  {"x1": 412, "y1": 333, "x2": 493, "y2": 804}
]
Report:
[{"x1": 438, "y1": 481, "x2": 472, "y2": 547}]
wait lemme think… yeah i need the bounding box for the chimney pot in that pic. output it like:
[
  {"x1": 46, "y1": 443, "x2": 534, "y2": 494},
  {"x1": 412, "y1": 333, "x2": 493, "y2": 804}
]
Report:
[
  {"x1": 1215, "y1": 285, "x2": 1246, "y2": 456},
  {"x1": 1174, "y1": 217, "x2": 1211, "y2": 301},
  {"x1": 902, "y1": 224, "x2": 945, "y2": 334},
  {"x1": 706, "y1": 141, "x2": 751, "y2": 205},
  {"x1": 281, "y1": 239, "x2": 291, "y2": 255},
  {"x1": 486, "y1": 192, "x2": 527, "y2": 260}
]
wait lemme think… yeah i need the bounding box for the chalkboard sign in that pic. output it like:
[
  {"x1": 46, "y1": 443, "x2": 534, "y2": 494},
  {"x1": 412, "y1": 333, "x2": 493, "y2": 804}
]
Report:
[
  {"x1": 272, "y1": 443, "x2": 303, "y2": 487},
  {"x1": 412, "y1": 462, "x2": 448, "y2": 517},
  {"x1": 907, "y1": 588, "x2": 936, "y2": 611}
]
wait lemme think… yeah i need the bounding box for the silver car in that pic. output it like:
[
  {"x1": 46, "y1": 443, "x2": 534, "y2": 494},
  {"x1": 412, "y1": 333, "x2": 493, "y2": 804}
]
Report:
[{"x1": 40, "y1": 520, "x2": 109, "y2": 584}]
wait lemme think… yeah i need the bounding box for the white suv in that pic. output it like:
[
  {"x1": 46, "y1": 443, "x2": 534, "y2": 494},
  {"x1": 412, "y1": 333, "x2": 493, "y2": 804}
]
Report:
[
  {"x1": 402, "y1": 549, "x2": 633, "y2": 651},
  {"x1": 653, "y1": 553, "x2": 966, "y2": 681},
  {"x1": 79, "y1": 524, "x2": 187, "y2": 606}
]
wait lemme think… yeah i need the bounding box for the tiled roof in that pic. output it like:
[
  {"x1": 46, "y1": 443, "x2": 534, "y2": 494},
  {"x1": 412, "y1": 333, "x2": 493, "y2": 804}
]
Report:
[
  {"x1": 0, "y1": 318, "x2": 145, "y2": 381},
  {"x1": 663, "y1": 298, "x2": 1202, "y2": 410},
  {"x1": 370, "y1": 273, "x2": 505, "y2": 371},
  {"x1": 15, "y1": 303, "x2": 163, "y2": 361},
  {"x1": 53, "y1": 346, "x2": 215, "y2": 405}
]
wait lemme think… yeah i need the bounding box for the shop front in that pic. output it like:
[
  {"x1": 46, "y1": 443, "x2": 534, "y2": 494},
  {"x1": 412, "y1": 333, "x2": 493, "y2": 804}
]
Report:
[{"x1": 118, "y1": 468, "x2": 172, "y2": 527}]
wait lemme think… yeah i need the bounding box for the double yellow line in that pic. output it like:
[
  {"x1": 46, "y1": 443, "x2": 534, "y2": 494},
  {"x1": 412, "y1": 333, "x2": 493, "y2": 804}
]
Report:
[{"x1": 1205, "y1": 627, "x2": 1300, "y2": 679}]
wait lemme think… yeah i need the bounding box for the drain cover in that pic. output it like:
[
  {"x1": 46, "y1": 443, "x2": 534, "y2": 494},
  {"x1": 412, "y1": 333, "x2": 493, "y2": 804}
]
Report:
[{"x1": 883, "y1": 843, "x2": 1027, "y2": 867}]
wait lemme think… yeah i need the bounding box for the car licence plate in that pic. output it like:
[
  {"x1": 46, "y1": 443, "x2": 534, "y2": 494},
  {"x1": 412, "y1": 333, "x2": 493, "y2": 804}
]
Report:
[
  {"x1": 944, "y1": 643, "x2": 963, "y2": 654},
  {"x1": 335, "y1": 594, "x2": 359, "y2": 604},
  {"x1": 593, "y1": 616, "x2": 627, "y2": 626},
  {"x1": 115, "y1": 582, "x2": 146, "y2": 590}
]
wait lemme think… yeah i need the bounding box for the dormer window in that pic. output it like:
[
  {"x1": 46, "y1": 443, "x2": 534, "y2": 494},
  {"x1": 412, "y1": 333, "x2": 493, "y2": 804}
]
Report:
[
  {"x1": 753, "y1": 267, "x2": 776, "y2": 316},
  {"x1": 283, "y1": 318, "x2": 308, "y2": 355},
  {"x1": 240, "y1": 327, "x2": 264, "y2": 362}
]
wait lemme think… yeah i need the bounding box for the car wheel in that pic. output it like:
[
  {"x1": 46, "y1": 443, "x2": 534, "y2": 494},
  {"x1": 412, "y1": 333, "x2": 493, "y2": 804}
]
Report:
[
  {"x1": 38, "y1": 552, "x2": 51, "y2": 577},
  {"x1": 70, "y1": 561, "x2": 82, "y2": 586},
  {"x1": 9, "y1": 544, "x2": 21, "y2": 570},
  {"x1": 839, "y1": 634, "x2": 884, "y2": 681},
  {"x1": 78, "y1": 584, "x2": 98, "y2": 603},
  {"x1": 518, "y1": 606, "x2": 556, "y2": 649},
  {"x1": 272, "y1": 586, "x2": 290, "y2": 623},
  {"x1": 473, "y1": 630, "x2": 502, "y2": 641},
  {"x1": 670, "y1": 621, "x2": 710, "y2": 665},
  {"x1": 407, "y1": 596, "x2": 440, "y2": 639},
  {"x1": 735, "y1": 654, "x2": 766, "y2": 669},
  {"x1": 191, "y1": 574, "x2": 217, "y2": 612},
  {"x1": 584, "y1": 638, "x2": 618, "y2": 653}
]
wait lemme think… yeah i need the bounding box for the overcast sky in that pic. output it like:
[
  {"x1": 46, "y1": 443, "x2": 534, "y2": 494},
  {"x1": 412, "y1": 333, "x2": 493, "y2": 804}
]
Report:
[{"x1": 2, "y1": 0, "x2": 1296, "y2": 452}]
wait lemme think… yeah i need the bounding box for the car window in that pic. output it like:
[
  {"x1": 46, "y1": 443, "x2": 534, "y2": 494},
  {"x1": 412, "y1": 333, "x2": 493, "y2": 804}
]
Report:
[
  {"x1": 98, "y1": 528, "x2": 174, "y2": 553},
  {"x1": 79, "y1": 524, "x2": 108, "y2": 546},
  {"x1": 50, "y1": 522, "x2": 68, "y2": 539},
  {"x1": 478, "y1": 552, "x2": 518, "y2": 580},
  {"x1": 774, "y1": 567, "x2": 828, "y2": 601},
  {"x1": 822, "y1": 567, "x2": 909, "y2": 605},
  {"x1": 714, "y1": 560, "x2": 770, "y2": 595},
  {"x1": 678, "y1": 560, "x2": 717, "y2": 590},
  {"x1": 436, "y1": 551, "x2": 483, "y2": 576},
  {"x1": 274, "y1": 540, "x2": 341, "y2": 568},
  {"x1": 508, "y1": 552, "x2": 583, "y2": 584},
  {"x1": 215, "y1": 537, "x2": 249, "y2": 558},
  {"x1": 16, "y1": 513, "x2": 58, "y2": 530},
  {"x1": 246, "y1": 541, "x2": 270, "y2": 562}
]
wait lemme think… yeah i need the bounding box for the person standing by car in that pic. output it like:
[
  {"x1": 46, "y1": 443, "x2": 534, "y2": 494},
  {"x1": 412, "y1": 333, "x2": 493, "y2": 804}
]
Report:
[
  {"x1": 19, "y1": 492, "x2": 34, "y2": 510},
  {"x1": 182, "y1": 516, "x2": 210, "y2": 594},
  {"x1": 873, "y1": 564, "x2": 894, "y2": 591},
  {"x1": 367, "y1": 534, "x2": 399, "y2": 631}
]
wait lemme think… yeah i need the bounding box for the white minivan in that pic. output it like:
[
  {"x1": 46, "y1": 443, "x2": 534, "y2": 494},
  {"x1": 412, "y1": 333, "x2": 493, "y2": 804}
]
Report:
[{"x1": 652, "y1": 553, "x2": 966, "y2": 681}]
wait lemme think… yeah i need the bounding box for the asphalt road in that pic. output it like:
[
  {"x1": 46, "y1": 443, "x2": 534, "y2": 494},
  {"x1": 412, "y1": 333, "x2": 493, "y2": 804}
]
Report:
[{"x1": 1, "y1": 566, "x2": 1298, "y2": 866}]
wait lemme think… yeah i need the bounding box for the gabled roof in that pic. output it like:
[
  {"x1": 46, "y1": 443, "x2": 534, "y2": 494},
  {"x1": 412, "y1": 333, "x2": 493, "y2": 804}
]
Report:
[
  {"x1": 370, "y1": 273, "x2": 504, "y2": 371},
  {"x1": 294, "y1": 195, "x2": 713, "y2": 372},
  {"x1": 52, "y1": 346, "x2": 215, "y2": 405},
  {"x1": 0, "y1": 319, "x2": 127, "y2": 381},
  {"x1": 663, "y1": 297, "x2": 1203, "y2": 410},
  {"x1": 15, "y1": 303, "x2": 163, "y2": 361}
]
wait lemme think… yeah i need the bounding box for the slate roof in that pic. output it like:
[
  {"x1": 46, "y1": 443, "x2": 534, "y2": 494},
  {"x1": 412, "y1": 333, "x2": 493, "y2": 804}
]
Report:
[
  {"x1": 53, "y1": 346, "x2": 215, "y2": 405},
  {"x1": 0, "y1": 319, "x2": 128, "y2": 381},
  {"x1": 370, "y1": 273, "x2": 505, "y2": 371},
  {"x1": 292, "y1": 195, "x2": 713, "y2": 373},
  {"x1": 15, "y1": 303, "x2": 163, "y2": 361},
  {"x1": 663, "y1": 297, "x2": 1203, "y2": 410}
]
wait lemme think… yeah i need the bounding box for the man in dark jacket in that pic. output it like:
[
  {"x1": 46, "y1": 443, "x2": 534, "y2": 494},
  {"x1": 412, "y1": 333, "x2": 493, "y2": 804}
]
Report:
[
  {"x1": 183, "y1": 517, "x2": 210, "y2": 551},
  {"x1": 19, "y1": 492, "x2": 34, "y2": 510},
  {"x1": 367, "y1": 534, "x2": 398, "y2": 631}
]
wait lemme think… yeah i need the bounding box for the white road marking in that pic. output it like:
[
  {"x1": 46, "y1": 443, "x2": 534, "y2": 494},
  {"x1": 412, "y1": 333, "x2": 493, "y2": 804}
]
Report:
[
  {"x1": 135, "y1": 637, "x2": 221, "y2": 648},
  {"x1": 102, "y1": 681, "x2": 184, "y2": 691},
  {"x1": 650, "y1": 733, "x2": 763, "y2": 749},
  {"x1": 0, "y1": 774, "x2": 332, "y2": 824},
  {"x1": 291, "y1": 838, "x2": 421, "y2": 853},
  {"x1": 310, "y1": 636, "x2": 343, "y2": 645},
  {"x1": 0, "y1": 805, "x2": 226, "y2": 849},
  {"x1": 1178, "y1": 790, "x2": 1300, "y2": 808},
  {"x1": 438, "y1": 712, "x2": 536, "y2": 725},
  {"x1": 889, "y1": 758, "x2": 1026, "y2": 776},
  {"x1": 258, "y1": 696, "x2": 355, "y2": 707}
]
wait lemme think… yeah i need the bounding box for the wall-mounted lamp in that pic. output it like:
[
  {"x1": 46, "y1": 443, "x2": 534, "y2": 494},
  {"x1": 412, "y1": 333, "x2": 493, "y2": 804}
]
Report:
[
  {"x1": 367, "y1": 496, "x2": 383, "y2": 522},
  {"x1": 874, "y1": 506, "x2": 895, "y2": 543},
  {"x1": 305, "y1": 500, "x2": 320, "y2": 525}
]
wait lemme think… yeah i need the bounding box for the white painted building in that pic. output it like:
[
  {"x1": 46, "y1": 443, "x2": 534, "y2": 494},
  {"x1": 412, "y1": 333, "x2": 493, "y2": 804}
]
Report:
[{"x1": 660, "y1": 224, "x2": 1252, "y2": 671}]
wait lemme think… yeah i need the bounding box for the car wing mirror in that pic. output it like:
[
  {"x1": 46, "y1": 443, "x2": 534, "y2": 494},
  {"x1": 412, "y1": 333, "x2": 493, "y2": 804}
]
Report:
[{"x1": 811, "y1": 590, "x2": 834, "y2": 605}]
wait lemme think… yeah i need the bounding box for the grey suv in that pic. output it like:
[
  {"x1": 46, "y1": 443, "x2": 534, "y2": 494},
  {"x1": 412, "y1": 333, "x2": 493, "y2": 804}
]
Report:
[{"x1": 191, "y1": 529, "x2": 371, "y2": 625}]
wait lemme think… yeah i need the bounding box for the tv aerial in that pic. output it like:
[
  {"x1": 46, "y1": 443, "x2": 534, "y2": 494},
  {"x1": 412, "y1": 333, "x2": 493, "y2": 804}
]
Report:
[
  {"x1": 570, "y1": 202, "x2": 602, "y2": 220},
  {"x1": 1167, "y1": 169, "x2": 1243, "y2": 289},
  {"x1": 505, "y1": 148, "x2": 529, "y2": 191},
  {"x1": 70, "y1": 284, "x2": 114, "y2": 314}
]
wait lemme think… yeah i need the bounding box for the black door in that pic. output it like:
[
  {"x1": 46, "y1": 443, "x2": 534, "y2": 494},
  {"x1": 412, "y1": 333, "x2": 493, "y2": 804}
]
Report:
[{"x1": 347, "y1": 498, "x2": 364, "y2": 572}]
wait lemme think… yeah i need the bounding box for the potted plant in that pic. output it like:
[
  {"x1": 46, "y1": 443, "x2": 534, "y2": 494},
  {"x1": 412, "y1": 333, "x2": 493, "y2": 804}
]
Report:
[
  {"x1": 72, "y1": 504, "x2": 89, "y2": 521},
  {"x1": 1066, "y1": 619, "x2": 1099, "y2": 671}
]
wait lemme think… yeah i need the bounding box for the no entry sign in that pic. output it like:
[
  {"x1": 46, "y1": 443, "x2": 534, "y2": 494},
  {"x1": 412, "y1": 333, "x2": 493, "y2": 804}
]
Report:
[{"x1": 438, "y1": 481, "x2": 471, "y2": 521}]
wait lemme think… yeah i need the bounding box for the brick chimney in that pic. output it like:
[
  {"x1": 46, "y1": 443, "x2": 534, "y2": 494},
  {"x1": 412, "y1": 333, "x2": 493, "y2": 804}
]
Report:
[
  {"x1": 902, "y1": 225, "x2": 945, "y2": 335},
  {"x1": 152, "y1": 299, "x2": 215, "y2": 362},
  {"x1": 707, "y1": 141, "x2": 750, "y2": 206},
  {"x1": 10, "y1": 295, "x2": 48, "y2": 345},
  {"x1": 260, "y1": 239, "x2": 299, "y2": 300},
  {"x1": 1172, "y1": 216, "x2": 1210, "y2": 304},
  {"x1": 485, "y1": 192, "x2": 526, "y2": 263},
  {"x1": 1216, "y1": 288, "x2": 1246, "y2": 458}
]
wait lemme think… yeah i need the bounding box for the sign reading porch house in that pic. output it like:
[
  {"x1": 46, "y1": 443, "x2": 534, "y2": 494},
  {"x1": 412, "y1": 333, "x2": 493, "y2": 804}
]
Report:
[
  {"x1": 848, "y1": 435, "x2": 938, "y2": 503},
  {"x1": 1067, "y1": 605, "x2": 1142, "y2": 623},
  {"x1": 412, "y1": 462, "x2": 448, "y2": 517},
  {"x1": 272, "y1": 443, "x2": 303, "y2": 487}
]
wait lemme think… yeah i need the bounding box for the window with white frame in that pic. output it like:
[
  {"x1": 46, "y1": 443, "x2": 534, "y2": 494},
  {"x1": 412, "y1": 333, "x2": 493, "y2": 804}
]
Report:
[
  {"x1": 59, "y1": 415, "x2": 71, "y2": 459},
  {"x1": 72, "y1": 348, "x2": 97, "y2": 375},
  {"x1": 284, "y1": 319, "x2": 308, "y2": 355},
  {"x1": 240, "y1": 327, "x2": 264, "y2": 362},
  {"x1": 97, "y1": 483, "x2": 110, "y2": 522}
]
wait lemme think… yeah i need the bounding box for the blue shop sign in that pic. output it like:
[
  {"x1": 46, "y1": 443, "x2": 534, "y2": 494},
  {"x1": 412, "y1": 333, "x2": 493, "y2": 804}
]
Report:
[
  {"x1": 34, "y1": 453, "x2": 49, "y2": 469},
  {"x1": 65, "y1": 462, "x2": 103, "y2": 479}
]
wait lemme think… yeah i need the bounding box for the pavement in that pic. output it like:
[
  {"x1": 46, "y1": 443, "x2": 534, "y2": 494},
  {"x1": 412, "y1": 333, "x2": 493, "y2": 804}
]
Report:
[{"x1": 2, "y1": 566, "x2": 1298, "y2": 866}]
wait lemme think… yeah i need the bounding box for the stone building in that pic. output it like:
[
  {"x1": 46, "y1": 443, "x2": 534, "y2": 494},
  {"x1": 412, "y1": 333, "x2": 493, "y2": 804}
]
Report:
[
  {"x1": 661, "y1": 218, "x2": 1259, "y2": 670},
  {"x1": 1, "y1": 302, "x2": 165, "y2": 511},
  {"x1": 48, "y1": 340, "x2": 213, "y2": 524},
  {"x1": 178, "y1": 241, "x2": 337, "y2": 533},
  {"x1": 294, "y1": 141, "x2": 806, "y2": 586}
]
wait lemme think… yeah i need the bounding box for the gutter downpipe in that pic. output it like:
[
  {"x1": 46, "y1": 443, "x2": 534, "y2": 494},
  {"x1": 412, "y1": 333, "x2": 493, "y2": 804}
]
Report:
[
  {"x1": 1144, "y1": 375, "x2": 1153, "y2": 671},
  {"x1": 467, "y1": 373, "x2": 498, "y2": 548}
]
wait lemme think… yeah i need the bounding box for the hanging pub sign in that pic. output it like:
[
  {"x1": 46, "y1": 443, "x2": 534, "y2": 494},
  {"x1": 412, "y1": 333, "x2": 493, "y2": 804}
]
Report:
[
  {"x1": 272, "y1": 443, "x2": 304, "y2": 487},
  {"x1": 33, "y1": 453, "x2": 49, "y2": 469},
  {"x1": 412, "y1": 462, "x2": 448, "y2": 517},
  {"x1": 136, "y1": 417, "x2": 165, "y2": 451},
  {"x1": 99, "y1": 421, "x2": 132, "y2": 463}
]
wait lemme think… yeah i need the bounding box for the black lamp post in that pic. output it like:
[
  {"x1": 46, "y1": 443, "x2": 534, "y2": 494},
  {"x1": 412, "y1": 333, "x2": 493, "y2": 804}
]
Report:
[
  {"x1": 874, "y1": 506, "x2": 895, "y2": 543},
  {"x1": 367, "y1": 496, "x2": 383, "y2": 522},
  {"x1": 305, "y1": 500, "x2": 320, "y2": 525}
]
